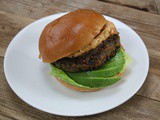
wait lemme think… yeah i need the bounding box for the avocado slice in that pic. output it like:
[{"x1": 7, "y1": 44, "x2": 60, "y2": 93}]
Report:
[{"x1": 69, "y1": 74, "x2": 122, "y2": 88}]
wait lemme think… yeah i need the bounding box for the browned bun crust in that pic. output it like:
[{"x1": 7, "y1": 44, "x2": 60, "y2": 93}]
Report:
[
  {"x1": 56, "y1": 77, "x2": 101, "y2": 92},
  {"x1": 39, "y1": 9, "x2": 107, "y2": 63}
]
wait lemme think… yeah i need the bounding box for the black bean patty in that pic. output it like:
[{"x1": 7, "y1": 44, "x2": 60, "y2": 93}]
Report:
[{"x1": 52, "y1": 34, "x2": 120, "y2": 72}]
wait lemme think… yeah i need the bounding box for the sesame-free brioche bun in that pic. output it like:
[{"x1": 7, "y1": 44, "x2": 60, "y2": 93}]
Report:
[
  {"x1": 39, "y1": 9, "x2": 108, "y2": 63},
  {"x1": 56, "y1": 77, "x2": 100, "y2": 92}
]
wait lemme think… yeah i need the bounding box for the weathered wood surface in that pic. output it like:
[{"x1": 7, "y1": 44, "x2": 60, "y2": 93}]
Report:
[
  {"x1": 99, "y1": 0, "x2": 160, "y2": 14},
  {"x1": 0, "y1": 0, "x2": 160, "y2": 119}
]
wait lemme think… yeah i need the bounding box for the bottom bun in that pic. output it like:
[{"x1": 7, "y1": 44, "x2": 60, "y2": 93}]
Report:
[{"x1": 56, "y1": 77, "x2": 101, "y2": 92}]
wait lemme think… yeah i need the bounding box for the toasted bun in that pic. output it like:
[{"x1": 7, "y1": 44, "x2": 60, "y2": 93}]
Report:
[
  {"x1": 39, "y1": 9, "x2": 107, "y2": 63},
  {"x1": 56, "y1": 77, "x2": 100, "y2": 92}
]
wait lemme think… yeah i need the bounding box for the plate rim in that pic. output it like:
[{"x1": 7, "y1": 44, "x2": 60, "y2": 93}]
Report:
[{"x1": 3, "y1": 12, "x2": 150, "y2": 116}]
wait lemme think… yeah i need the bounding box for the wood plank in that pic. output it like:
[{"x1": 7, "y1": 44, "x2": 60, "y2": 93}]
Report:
[
  {"x1": 0, "y1": 11, "x2": 34, "y2": 57},
  {"x1": 0, "y1": 11, "x2": 160, "y2": 101},
  {"x1": 0, "y1": 113, "x2": 14, "y2": 120},
  {"x1": 0, "y1": 57, "x2": 160, "y2": 119},
  {"x1": 1, "y1": 0, "x2": 160, "y2": 28},
  {"x1": 155, "y1": 0, "x2": 160, "y2": 14},
  {"x1": 99, "y1": 0, "x2": 159, "y2": 14}
]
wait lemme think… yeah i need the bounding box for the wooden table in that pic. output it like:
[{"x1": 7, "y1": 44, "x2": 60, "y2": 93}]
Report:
[{"x1": 0, "y1": 0, "x2": 160, "y2": 119}]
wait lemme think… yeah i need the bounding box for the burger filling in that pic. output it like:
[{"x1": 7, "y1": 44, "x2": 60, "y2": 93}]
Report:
[{"x1": 52, "y1": 34, "x2": 120, "y2": 72}]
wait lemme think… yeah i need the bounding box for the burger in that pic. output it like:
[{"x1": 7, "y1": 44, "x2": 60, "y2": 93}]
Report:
[{"x1": 39, "y1": 9, "x2": 131, "y2": 92}]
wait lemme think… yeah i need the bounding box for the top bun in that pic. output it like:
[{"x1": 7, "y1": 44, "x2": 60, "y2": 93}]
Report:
[{"x1": 39, "y1": 9, "x2": 107, "y2": 63}]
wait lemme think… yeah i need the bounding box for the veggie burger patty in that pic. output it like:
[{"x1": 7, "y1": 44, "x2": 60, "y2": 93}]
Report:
[{"x1": 52, "y1": 34, "x2": 120, "y2": 72}]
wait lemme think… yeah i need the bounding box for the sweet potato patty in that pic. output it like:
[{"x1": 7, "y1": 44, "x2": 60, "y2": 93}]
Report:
[{"x1": 52, "y1": 34, "x2": 120, "y2": 72}]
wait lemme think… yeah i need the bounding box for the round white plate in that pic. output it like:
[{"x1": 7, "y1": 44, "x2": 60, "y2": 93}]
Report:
[{"x1": 4, "y1": 13, "x2": 149, "y2": 116}]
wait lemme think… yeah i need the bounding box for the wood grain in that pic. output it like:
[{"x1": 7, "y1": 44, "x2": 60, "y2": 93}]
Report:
[
  {"x1": 0, "y1": 0, "x2": 160, "y2": 119},
  {"x1": 0, "y1": 57, "x2": 160, "y2": 120},
  {"x1": 99, "y1": 0, "x2": 159, "y2": 14},
  {"x1": 0, "y1": 113, "x2": 14, "y2": 120}
]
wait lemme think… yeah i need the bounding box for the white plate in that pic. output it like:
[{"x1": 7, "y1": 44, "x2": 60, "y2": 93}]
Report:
[{"x1": 4, "y1": 13, "x2": 149, "y2": 116}]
